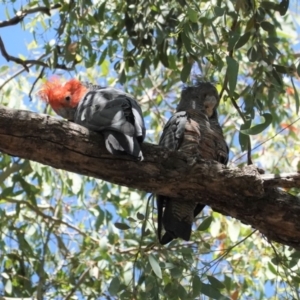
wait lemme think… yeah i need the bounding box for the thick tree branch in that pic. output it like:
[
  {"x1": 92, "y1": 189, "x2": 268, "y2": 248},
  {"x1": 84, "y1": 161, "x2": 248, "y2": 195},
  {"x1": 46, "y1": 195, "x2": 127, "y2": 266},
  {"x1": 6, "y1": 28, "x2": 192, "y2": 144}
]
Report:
[{"x1": 0, "y1": 107, "x2": 300, "y2": 249}]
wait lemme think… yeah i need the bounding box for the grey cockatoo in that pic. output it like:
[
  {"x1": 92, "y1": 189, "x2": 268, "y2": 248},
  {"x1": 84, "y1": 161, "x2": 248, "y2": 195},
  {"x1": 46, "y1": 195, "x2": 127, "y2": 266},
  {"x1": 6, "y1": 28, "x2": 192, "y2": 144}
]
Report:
[
  {"x1": 38, "y1": 78, "x2": 146, "y2": 160},
  {"x1": 157, "y1": 82, "x2": 229, "y2": 244}
]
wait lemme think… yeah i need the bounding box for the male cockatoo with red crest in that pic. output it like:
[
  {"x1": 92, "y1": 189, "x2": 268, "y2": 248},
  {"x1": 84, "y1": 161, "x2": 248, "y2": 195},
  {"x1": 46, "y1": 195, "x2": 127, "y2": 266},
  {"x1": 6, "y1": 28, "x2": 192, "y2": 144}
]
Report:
[{"x1": 38, "y1": 78, "x2": 146, "y2": 160}]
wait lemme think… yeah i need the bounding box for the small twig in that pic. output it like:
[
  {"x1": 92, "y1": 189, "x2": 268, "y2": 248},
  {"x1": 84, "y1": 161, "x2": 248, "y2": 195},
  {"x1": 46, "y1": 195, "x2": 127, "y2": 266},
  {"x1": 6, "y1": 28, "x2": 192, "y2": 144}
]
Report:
[
  {"x1": 219, "y1": 73, "x2": 228, "y2": 100},
  {"x1": 233, "y1": 116, "x2": 300, "y2": 163},
  {"x1": 0, "y1": 65, "x2": 27, "y2": 90},
  {"x1": 4, "y1": 197, "x2": 100, "y2": 243},
  {"x1": 0, "y1": 297, "x2": 37, "y2": 300},
  {"x1": 219, "y1": 17, "x2": 253, "y2": 164},
  {"x1": 29, "y1": 67, "x2": 45, "y2": 101},
  {"x1": 37, "y1": 222, "x2": 54, "y2": 300},
  {"x1": 0, "y1": 53, "x2": 48, "y2": 91},
  {"x1": 0, "y1": 36, "x2": 47, "y2": 71},
  {"x1": 132, "y1": 195, "x2": 153, "y2": 296},
  {"x1": 225, "y1": 86, "x2": 253, "y2": 165},
  {"x1": 0, "y1": 4, "x2": 61, "y2": 28},
  {"x1": 0, "y1": 161, "x2": 25, "y2": 183},
  {"x1": 64, "y1": 267, "x2": 91, "y2": 300},
  {"x1": 201, "y1": 230, "x2": 258, "y2": 275}
]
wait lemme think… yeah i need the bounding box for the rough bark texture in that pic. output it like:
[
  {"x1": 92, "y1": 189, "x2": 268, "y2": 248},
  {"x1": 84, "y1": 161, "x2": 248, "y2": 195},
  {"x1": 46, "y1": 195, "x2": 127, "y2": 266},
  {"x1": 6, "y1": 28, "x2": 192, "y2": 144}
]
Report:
[{"x1": 1, "y1": 107, "x2": 300, "y2": 248}]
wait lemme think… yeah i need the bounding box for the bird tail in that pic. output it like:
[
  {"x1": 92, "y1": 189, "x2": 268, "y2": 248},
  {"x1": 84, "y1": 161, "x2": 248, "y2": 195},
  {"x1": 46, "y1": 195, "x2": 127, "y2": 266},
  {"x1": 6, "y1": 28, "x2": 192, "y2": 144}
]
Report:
[
  {"x1": 157, "y1": 195, "x2": 200, "y2": 245},
  {"x1": 103, "y1": 131, "x2": 144, "y2": 160}
]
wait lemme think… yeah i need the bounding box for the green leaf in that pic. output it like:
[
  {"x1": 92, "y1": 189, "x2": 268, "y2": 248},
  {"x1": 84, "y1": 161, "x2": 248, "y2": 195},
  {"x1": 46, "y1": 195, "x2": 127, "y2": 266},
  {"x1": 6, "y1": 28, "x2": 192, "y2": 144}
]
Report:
[
  {"x1": 178, "y1": 284, "x2": 188, "y2": 299},
  {"x1": 291, "y1": 77, "x2": 299, "y2": 114},
  {"x1": 272, "y1": 69, "x2": 283, "y2": 85},
  {"x1": 181, "y1": 32, "x2": 193, "y2": 53},
  {"x1": 292, "y1": 276, "x2": 300, "y2": 285},
  {"x1": 289, "y1": 258, "x2": 298, "y2": 268},
  {"x1": 227, "y1": 220, "x2": 240, "y2": 242},
  {"x1": 240, "y1": 113, "x2": 272, "y2": 135},
  {"x1": 5, "y1": 279, "x2": 12, "y2": 294},
  {"x1": 235, "y1": 32, "x2": 251, "y2": 50},
  {"x1": 137, "y1": 212, "x2": 144, "y2": 220},
  {"x1": 97, "y1": 1, "x2": 106, "y2": 21},
  {"x1": 261, "y1": 21, "x2": 275, "y2": 32},
  {"x1": 188, "y1": 7, "x2": 198, "y2": 23},
  {"x1": 170, "y1": 267, "x2": 182, "y2": 278},
  {"x1": 108, "y1": 276, "x2": 120, "y2": 296},
  {"x1": 181, "y1": 62, "x2": 192, "y2": 82},
  {"x1": 297, "y1": 63, "x2": 300, "y2": 77},
  {"x1": 95, "y1": 207, "x2": 105, "y2": 231},
  {"x1": 247, "y1": 46, "x2": 258, "y2": 62},
  {"x1": 0, "y1": 65, "x2": 9, "y2": 73},
  {"x1": 148, "y1": 254, "x2": 162, "y2": 279},
  {"x1": 199, "y1": 282, "x2": 226, "y2": 299},
  {"x1": 268, "y1": 262, "x2": 278, "y2": 275},
  {"x1": 114, "y1": 222, "x2": 130, "y2": 230},
  {"x1": 197, "y1": 216, "x2": 213, "y2": 231},
  {"x1": 279, "y1": 0, "x2": 289, "y2": 15},
  {"x1": 0, "y1": 186, "x2": 14, "y2": 198},
  {"x1": 207, "y1": 275, "x2": 225, "y2": 289},
  {"x1": 290, "y1": 251, "x2": 300, "y2": 259},
  {"x1": 273, "y1": 64, "x2": 288, "y2": 74},
  {"x1": 192, "y1": 275, "x2": 202, "y2": 297},
  {"x1": 239, "y1": 131, "x2": 250, "y2": 152},
  {"x1": 214, "y1": 6, "x2": 224, "y2": 16},
  {"x1": 226, "y1": 56, "x2": 239, "y2": 97},
  {"x1": 98, "y1": 48, "x2": 107, "y2": 66},
  {"x1": 119, "y1": 69, "x2": 126, "y2": 84},
  {"x1": 101, "y1": 60, "x2": 109, "y2": 76},
  {"x1": 261, "y1": 1, "x2": 278, "y2": 10}
]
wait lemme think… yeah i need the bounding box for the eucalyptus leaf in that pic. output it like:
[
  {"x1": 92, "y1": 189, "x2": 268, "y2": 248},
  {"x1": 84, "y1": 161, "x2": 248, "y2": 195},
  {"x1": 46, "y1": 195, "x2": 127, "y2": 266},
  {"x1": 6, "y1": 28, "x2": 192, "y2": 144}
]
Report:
[
  {"x1": 240, "y1": 113, "x2": 273, "y2": 135},
  {"x1": 226, "y1": 56, "x2": 239, "y2": 97},
  {"x1": 149, "y1": 254, "x2": 162, "y2": 279}
]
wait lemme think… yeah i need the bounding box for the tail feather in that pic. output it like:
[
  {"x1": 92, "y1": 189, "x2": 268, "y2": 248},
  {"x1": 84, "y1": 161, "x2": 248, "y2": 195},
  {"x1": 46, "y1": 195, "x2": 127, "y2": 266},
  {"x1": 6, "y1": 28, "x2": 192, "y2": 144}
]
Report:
[
  {"x1": 162, "y1": 199, "x2": 193, "y2": 241},
  {"x1": 157, "y1": 196, "x2": 199, "y2": 244},
  {"x1": 104, "y1": 131, "x2": 143, "y2": 160}
]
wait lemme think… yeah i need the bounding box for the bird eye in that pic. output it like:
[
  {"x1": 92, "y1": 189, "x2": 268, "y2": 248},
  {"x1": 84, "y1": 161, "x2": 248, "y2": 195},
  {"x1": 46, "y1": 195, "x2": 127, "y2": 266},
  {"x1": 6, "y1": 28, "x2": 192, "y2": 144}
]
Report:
[{"x1": 65, "y1": 96, "x2": 71, "y2": 101}]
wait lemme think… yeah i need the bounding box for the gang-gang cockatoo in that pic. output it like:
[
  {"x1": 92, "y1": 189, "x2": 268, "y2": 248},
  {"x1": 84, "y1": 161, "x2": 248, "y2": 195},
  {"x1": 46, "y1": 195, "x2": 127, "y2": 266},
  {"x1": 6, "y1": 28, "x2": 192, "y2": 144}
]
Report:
[
  {"x1": 156, "y1": 82, "x2": 229, "y2": 244},
  {"x1": 38, "y1": 79, "x2": 146, "y2": 160}
]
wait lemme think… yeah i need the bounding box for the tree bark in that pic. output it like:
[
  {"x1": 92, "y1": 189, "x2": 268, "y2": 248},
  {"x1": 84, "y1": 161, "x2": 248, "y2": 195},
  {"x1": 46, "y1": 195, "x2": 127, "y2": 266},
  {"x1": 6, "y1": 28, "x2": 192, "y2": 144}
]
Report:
[{"x1": 1, "y1": 107, "x2": 300, "y2": 249}]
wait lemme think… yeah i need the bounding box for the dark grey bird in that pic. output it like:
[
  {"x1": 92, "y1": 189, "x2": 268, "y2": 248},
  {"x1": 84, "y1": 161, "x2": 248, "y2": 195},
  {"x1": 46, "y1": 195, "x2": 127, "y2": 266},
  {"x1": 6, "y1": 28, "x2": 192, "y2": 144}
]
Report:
[{"x1": 157, "y1": 82, "x2": 229, "y2": 245}]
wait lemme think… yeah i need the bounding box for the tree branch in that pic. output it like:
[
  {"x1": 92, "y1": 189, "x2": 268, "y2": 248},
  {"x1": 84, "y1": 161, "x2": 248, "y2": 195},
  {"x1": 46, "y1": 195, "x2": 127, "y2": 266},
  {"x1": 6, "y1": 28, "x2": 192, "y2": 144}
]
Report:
[
  {"x1": 0, "y1": 107, "x2": 300, "y2": 249},
  {"x1": 0, "y1": 36, "x2": 48, "y2": 72},
  {"x1": 0, "y1": 4, "x2": 61, "y2": 28}
]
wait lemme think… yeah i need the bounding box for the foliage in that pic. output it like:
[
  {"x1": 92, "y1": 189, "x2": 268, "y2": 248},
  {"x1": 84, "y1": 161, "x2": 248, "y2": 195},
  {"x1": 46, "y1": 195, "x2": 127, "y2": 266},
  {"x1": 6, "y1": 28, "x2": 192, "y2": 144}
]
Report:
[{"x1": 0, "y1": 0, "x2": 300, "y2": 299}]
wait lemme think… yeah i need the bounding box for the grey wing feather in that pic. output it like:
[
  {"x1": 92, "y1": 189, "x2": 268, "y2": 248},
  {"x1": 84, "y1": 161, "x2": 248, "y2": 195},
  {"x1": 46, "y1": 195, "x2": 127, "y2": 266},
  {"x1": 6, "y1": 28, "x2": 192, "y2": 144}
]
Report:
[
  {"x1": 103, "y1": 131, "x2": 143, "y2": 160},
  {"x1": 74, "y1": 87, "x2": 145, "y2": 160},
  {"x1": 157, "y1": 111, "x2": 188, "y2": 244},
  {"x1": 131, "y1": 104, "x2": 146, "y2": 142},
  {"x1": 159, "y1": 111, "x2": 188, "y2": 149}
]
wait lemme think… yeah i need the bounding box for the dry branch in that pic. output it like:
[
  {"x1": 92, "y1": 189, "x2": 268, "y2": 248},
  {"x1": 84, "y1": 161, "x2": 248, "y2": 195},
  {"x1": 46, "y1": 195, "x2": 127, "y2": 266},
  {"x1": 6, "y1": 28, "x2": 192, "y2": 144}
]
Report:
[{"x1": 0, "y1": 107, "x2": 300, "y2": 249}]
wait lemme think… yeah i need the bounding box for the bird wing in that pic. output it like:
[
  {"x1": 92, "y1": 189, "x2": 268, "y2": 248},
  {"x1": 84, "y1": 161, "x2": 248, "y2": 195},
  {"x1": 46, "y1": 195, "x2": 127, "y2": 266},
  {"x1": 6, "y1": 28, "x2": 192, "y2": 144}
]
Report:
[
  {"x1": 157, "y1": 111, "x2": 189, "y2": 244},
  {"x1": 74, "y1": 87, "x2": 145, "y2": 160},
  {"x1": 159, "y1": 111, "x2": 188, "y2": 150},
  {"x1": 75, "y1": 88, "x2": 145, "y2": 138}
]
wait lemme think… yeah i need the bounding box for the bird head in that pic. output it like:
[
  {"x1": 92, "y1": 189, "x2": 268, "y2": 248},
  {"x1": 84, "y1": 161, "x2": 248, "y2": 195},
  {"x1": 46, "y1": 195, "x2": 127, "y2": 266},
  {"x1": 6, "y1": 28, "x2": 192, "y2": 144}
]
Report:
[
  {"x1": 178, "y1": 82, "x2": 219, "y2": 117},
  {"x1": 38, "y1": 78, "x2": 88, "y2": 120}
]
